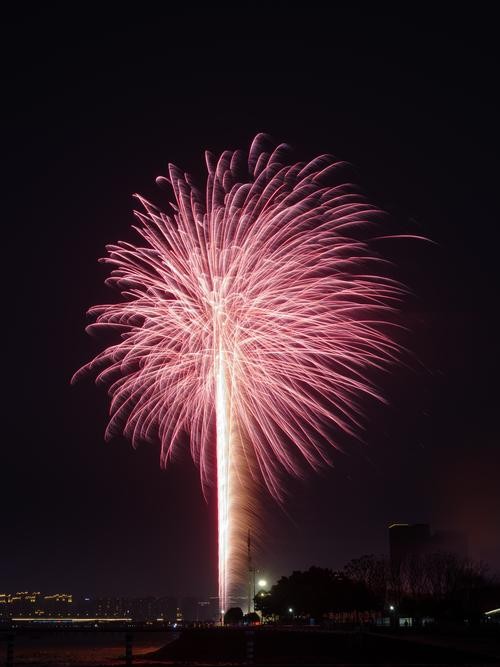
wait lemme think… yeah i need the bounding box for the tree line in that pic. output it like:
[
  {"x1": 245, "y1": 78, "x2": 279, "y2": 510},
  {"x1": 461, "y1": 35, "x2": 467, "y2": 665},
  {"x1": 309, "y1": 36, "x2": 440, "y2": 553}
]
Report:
[{"x1": 252, "y1": 553, "x2": 498, "y2": 624}]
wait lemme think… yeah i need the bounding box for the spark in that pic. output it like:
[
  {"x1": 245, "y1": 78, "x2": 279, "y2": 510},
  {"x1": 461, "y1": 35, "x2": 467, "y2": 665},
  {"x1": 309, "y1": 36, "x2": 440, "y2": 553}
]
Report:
[{"x1": 73, "y1": 134, "x2": 416, "y2": 613}]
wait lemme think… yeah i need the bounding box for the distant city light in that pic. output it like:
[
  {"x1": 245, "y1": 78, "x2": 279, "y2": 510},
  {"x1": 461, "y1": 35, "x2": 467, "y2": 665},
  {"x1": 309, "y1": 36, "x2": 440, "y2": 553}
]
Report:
[{"x1": 11, "y1": 617, "x2": 131, "y2": 623}]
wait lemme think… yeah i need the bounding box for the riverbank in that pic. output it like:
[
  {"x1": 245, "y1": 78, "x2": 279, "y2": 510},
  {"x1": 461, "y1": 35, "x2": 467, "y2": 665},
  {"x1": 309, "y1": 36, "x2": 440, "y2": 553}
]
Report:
[{"x1": 148, "y1": 626, "x2": 500, "y2": 665}]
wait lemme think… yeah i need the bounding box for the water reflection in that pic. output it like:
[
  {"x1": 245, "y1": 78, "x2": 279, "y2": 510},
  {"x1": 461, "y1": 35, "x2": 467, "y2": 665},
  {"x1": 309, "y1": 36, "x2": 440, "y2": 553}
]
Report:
[{"x1": 2, "y1": 630, "x2": 178, "y2": 666}]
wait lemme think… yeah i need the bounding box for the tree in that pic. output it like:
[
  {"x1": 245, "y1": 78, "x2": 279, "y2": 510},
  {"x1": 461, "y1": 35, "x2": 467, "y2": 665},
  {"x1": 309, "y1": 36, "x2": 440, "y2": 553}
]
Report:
[
  {"x1": 344, "y1": 555, "x2": 387, "y2": 609},
  {"x1": 254, "y1": 566, "x2": 375, "y2": 620},
  {"x1": 224, "y1": 607, "x2": 244, "y2": 625},
  {"x1": 386, "y1": 551, "x2": 493, "y2": 622}
]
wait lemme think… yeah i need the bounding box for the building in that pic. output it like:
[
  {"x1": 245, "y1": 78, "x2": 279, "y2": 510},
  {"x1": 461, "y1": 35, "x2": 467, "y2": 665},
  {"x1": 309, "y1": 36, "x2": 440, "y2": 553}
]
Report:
[
  {"x1": 389, "y1": 523, "x2": 431, "y2": 568},
  {"x1": 154, "y1": 596, "x2": 177, "y2": 622},
  {"x1": 180, "y1": 597, "x2": 198, "y2": 622},
  {"x1": 193, "y1": 600, "x2": 210, "y2": 622},
  {"x1": 389, "y1": 523, "x2": 468, "y2": 570},
  {"x1": 0, "y1": 592, "x2": 73, "y2": 619},
  {"x1": 0, "y1": 592, "x2": 219, "y2": 624},
  {"x1": 208, "y1": 596, "x2": 220, "y2": 622}
]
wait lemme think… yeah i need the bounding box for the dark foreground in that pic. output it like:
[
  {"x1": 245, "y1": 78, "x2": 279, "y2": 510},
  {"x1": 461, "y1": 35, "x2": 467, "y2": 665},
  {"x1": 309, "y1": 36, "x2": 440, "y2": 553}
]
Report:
[
  {"x1": 150, "y1": 626, "x2": 500, "y2": 666},
  {"x1": 2, "y1": 626, "x2": 500, "y2": 666}
]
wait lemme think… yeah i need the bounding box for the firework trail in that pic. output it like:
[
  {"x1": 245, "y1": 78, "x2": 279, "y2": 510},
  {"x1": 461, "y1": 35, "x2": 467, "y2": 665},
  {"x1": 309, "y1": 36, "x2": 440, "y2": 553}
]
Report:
[{"x1": 74, "y1": 134, "x2": 414, "y2": 613}]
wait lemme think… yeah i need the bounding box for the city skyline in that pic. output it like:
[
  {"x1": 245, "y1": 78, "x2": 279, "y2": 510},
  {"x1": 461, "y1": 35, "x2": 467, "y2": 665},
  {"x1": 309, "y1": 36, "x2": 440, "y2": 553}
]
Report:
[
  {"x1": 3, "y1": 5, "x2": 499, "y2": 602},
  {"x1": 0, "y1": 519, "x2": 487, "y2": 600}
]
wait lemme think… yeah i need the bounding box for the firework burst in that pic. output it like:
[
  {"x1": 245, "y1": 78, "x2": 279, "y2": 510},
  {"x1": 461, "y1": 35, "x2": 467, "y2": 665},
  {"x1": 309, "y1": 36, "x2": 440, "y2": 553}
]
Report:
[{"x1": 74, "y1": 134, "x2": 413, "y2": 612}]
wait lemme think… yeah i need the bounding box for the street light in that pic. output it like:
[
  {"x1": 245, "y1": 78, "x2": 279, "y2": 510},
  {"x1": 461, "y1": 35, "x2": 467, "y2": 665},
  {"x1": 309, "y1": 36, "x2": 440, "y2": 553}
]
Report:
[
  {"x1": 258, "y1": 579, "x2": 267, "y2": 588},
  {"x1": 389, "y1": 605, "x2": 395, "y2": 612},
  {"x1": 288, "y1": 607, "x2": 293, "y2": 613}
]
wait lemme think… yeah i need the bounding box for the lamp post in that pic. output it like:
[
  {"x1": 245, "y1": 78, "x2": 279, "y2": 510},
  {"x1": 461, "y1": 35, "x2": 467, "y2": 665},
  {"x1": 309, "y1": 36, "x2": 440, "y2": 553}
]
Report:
[{"x1": 388, "y1": 604, "x2": 397, "y2": 629}]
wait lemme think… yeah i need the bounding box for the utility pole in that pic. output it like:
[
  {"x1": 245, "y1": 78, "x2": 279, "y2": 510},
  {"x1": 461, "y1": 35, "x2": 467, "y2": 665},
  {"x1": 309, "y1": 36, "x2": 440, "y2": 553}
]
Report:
[
  {"x1": 247, "y1": 530, "x2": 255, "y2": 614},
  {"x1": 125, "y1": 631, "x2": 133, "y2": 666}
]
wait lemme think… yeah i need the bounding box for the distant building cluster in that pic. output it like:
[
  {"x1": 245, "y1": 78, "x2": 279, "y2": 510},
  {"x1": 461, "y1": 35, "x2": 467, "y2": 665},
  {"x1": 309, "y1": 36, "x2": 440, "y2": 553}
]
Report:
[
  {"x1": 1, "y1": 523, "x2": 479, "y2": 628},
  {"x1": 0, "y1": 592, "x2": 73, "y2": 619},
  {"x1": 0, "y1": 592, "x2": 221, "y2": 623}
]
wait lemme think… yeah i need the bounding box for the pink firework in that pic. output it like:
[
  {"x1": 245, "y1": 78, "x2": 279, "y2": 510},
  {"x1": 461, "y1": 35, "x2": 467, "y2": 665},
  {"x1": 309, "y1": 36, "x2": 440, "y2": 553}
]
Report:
[{"x1": 74, "y1": 134, "x2": 411, "y2": 613}]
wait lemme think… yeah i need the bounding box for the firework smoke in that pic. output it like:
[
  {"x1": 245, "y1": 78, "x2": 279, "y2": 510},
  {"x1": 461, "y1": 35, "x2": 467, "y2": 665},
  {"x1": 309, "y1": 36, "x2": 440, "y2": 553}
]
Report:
[{"x1": 74, "y1": 134, "x2": 414, "y2": 612}]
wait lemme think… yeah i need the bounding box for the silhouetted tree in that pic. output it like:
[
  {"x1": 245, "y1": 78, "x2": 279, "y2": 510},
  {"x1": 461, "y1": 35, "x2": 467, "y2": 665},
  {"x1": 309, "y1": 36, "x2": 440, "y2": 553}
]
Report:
[
  {"x1": 344, "y1": 555, "x2": 387, "y2": 609},
  {"x1": 387, "y1": 552, "x2": 494, "y2": 622},
  {"x1": 256, "y1": 556, "x2": 496, "y2": 625},
  {"x1": 255, "y1": 566, "x2": 376, "y2": 619},
  {"x1": 224, "y1": 607, "x2": 244, "y2": 625}
]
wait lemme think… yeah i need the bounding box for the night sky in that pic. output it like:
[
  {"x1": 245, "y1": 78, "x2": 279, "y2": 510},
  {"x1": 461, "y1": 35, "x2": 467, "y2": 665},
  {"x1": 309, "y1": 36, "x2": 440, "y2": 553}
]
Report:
[{"x1": 3, "y1": 5, "x2": 499, "y2": 599}]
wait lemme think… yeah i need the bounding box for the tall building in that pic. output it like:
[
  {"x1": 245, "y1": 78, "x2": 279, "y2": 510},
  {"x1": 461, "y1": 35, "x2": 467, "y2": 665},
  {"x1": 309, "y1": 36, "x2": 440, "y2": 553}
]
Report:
[
  {"x1": 180, "y1": 597, "x2": 198, "y2": 623},
  {"x1": 389, "y1": 522, "x2": 467, "y2": 569},
  {"x1": 154, "y1": 596, "x2": 177, "y2": 622},
  {"x1": 195, "y1": 600, "x2": 212, "y2": 622},
  {"x1": 208, "y1": 596, "x2": 220, "y2": 622},
  {"x1": 95, "y1": 597, "x2": 125, "y2": 618},
  {"x1": 126, "y1": 597, "x2": 156, "y2": 621},
  {"x1": 389, "y1": 523, "x2": 430, "y2": 568},
  {"x1": 0, "y1": 592, "x2": 73, "y2": 618}
]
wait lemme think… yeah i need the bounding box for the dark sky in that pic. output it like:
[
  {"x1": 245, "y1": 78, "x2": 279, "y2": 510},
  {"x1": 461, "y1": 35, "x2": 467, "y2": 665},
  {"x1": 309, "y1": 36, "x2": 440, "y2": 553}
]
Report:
[{"x1": 3, "y1": 5, "x2": 499, "y2": 599}]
